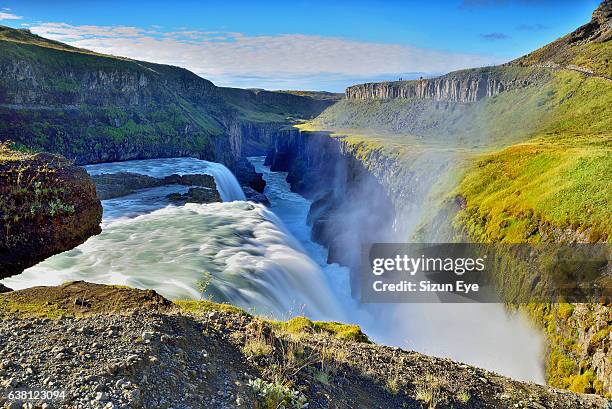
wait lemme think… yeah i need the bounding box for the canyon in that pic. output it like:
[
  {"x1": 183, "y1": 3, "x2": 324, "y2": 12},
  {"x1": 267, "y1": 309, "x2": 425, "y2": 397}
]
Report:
[{"x1": 0, "y1": 0, "x2": 610, "y2": 404}]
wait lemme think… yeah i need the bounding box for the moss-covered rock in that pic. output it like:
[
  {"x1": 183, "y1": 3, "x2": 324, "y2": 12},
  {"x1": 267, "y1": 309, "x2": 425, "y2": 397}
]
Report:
[{"x1": 0, "y1": 142, "x2": 102, "y2": 278}]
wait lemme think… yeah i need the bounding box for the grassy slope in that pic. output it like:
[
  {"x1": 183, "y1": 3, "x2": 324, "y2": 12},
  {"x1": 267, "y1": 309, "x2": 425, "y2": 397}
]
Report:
[
  {"x1": 305, "y1": 69, "x2": 611, "y2": 241},
  {"x1": 456, "y1": 71, "x2": 611, "y2": 243}
]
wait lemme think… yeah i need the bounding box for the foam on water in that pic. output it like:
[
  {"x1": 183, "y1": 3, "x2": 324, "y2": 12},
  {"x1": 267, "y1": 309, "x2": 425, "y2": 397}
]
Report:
[
  {"x1": 2, "y1": 156, "x2": 544, "y2": 383},
  {"x1": 3, "y1": 201, "x2": 344, "y2": 320}
]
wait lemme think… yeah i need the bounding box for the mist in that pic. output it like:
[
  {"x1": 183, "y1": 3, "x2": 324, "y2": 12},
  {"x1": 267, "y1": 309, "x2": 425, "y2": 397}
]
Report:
[{"x1": 307, "y1": 140, "x2": 546, "y2": 383}]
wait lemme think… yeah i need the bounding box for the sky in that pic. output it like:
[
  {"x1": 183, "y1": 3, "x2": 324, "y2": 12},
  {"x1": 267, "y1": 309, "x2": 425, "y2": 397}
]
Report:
[{"x1": 0, "y1": 0, "x2": 601, "y2": 91}]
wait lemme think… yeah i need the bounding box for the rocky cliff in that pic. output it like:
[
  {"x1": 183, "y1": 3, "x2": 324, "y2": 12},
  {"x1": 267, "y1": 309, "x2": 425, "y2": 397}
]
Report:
[
  {"x1": 345, "y1": 66, "x2": 546, "y2": 102},
  {"x1": 0, "y1": 143, "x2": 102, "y2": 279},
  {"x1": 510, "y1": 0, "x2": 612, "y2": 78},
  {"x1": 0, "y1": 25, "x2": 335, "y2": 170}
]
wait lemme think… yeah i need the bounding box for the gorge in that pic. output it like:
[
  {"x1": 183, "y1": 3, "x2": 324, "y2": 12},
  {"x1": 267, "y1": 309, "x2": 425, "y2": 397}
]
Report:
[{"x1": 0, "y1": 1, "x2": 610, "y2": 404}]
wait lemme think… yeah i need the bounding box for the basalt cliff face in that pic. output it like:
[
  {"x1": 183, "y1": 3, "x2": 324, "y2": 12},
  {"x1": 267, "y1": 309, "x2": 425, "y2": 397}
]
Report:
[
  {"x1": 0, "y1": 146, "x2": 102, "y2": 279},
  {"x1": 345, "y1": 67, "x2": 545, "y2": 103}
]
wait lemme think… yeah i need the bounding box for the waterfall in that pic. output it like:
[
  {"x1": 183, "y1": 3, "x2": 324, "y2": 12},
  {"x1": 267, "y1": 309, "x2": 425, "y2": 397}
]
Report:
[
  {"x1": 2, "y1": 201, "x2": 344, "y2": 321},
  {"x1": 200, "y1": 161, "x2": 246, "y2": 202},
  {"x1": 85, "y1": 157, "x2": 245, "y2": 202}
]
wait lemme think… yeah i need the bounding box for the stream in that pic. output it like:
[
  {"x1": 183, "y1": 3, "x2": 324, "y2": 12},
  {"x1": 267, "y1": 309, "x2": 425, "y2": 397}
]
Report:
[{"x1": 1, "y1": 156, "x2": 544, "y2": 383}]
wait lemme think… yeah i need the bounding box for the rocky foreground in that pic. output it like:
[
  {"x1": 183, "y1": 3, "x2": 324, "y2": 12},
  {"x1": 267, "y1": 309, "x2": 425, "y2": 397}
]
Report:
[{"x1": 0, "y1": 282, "x2": 609, "y2": 409}]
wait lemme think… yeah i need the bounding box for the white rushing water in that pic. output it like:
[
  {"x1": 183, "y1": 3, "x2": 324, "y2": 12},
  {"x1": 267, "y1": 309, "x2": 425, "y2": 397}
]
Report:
[
  {"x1": 86, "y1": 157, "x2": 246, "y2": 202},
  {"x1": 248, "y1": 156, "x2": 545, "y2": 383},
  {"x1": 2, "y1": 156, "x2": 544, "y2": 383}
]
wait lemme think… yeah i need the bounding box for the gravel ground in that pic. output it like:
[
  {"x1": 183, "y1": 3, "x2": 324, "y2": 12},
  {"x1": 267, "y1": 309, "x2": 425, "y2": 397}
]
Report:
[{"x1": 0, "y1": 282, "x2": 610, "y2": 409}]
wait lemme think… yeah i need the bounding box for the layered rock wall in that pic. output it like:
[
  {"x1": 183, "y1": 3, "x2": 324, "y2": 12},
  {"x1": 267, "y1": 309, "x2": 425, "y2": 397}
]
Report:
[{"x1": 345, "y1": 68, "x2": 541, "y2": 102}]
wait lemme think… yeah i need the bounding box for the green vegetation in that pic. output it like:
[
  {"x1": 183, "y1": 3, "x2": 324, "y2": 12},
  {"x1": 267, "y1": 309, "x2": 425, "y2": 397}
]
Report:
[
  {"x1": 0, "y1": 297, "x2": 67, "y2": 319},
  {"x1": 307, "y1": 70, "x2": 609, "y2": 150},
  {"x1": 0, "y1": 142, "x2": 78, "y2": 241},
  {"x1": 512, "y1": 19, "x2": 612, "y2": 79},
  {"x1": 174, "y1": 299, "x2": 246, "y2": 315},
  {"x1": 176, "y1": 303, "x2": 369, "y2": 343},
  {"x1": 248, "y1": 378, "x2": 308, "y2": 409},
  {"x1": 0, "y1": 25, "x2": 334, "y2": 163},
  {"x1": 456, "y1": 136, "x2": 611, "y2": 243},
  {"x1": 415, "y1": 374, "x2": 446, "y2": 409},
  {"x1": 275, "y1": 90, "x2": 344, "y2": 101},
  {"x1": 274, "y1": 316, "x2": 369, "y2": 343}
]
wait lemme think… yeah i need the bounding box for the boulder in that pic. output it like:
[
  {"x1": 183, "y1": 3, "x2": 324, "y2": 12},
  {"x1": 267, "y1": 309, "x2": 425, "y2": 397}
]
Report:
[
  {"x1": 162, "y1": 174, "x2": 216, "y2": 189},
  {"x1": 242, "y1": 186, "x2": 270, "y2": 206},
  {"x1": 92, "y1": 172, "x2": 164, "y2": 199},
  {"x1": 234, "y1": 158, "x2": 266, "y2": 192},
  {"x1": 166, "y1": 187, "x2": 221, "y2": 204},
  {"x1": 0, "y1": 148, "x2": 102, "y2": 279}
]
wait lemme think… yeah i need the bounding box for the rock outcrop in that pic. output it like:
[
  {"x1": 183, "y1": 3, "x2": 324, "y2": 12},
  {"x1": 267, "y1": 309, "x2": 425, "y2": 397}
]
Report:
[
  {"x1": 242, "y1": 186, "x2": 270, "y2": 205},
  {"x1": 0, "y1": 145, "x2": 102, "y2": 279},
  {"x1": 91, "y1": 172, "x2": 165, "y2": 200},
  {"x1": 92, "y1": 172, "x2": 220, "y2": 201},
  {"x1": 166, "y1": 187, "x2": 221, "y2": 204},
  {"x1": 509, "y1": 0, "x2": 612, "y2": 77}
]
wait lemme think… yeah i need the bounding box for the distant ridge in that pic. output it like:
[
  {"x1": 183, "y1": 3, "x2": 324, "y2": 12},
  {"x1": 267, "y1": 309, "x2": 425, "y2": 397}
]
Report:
[{"x1": 510, "y1": 0, "x2": 611, "y2": 77}]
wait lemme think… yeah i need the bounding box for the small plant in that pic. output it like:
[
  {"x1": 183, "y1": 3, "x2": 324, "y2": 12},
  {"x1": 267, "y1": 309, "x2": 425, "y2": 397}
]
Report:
[
  {"x1": 243, "y1": 321, "x2": 274, "y2": 359},
  {"x1": 415, "y1": 374, "x2": 446, "y2": 409},
  {"x1": 248, "y1": 378, "x2": 308, "y2": 409},
  {"x1": 386, "y1": 356, "x2": 404, "y2": 395},
  {"x1": 311, "y1": 369, "x2": 330, "y2": 385},
  {"x1": 456, "y1": 390, "x2": 470, "y2": 404},
  {"x1": 197, "y1": 271, "x2": 213, "y2": 299},
  {"x1": 48, "y1": 199, "x2": 75, "y2": 216},
  {"x1": 243, "y1": 337, "x2": 274, "y2": 358}
]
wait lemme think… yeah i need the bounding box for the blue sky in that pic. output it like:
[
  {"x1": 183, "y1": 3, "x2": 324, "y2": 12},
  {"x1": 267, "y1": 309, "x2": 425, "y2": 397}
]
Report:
[{"x1": 0, "y1": 0, "x2": 600, "y2": 91}]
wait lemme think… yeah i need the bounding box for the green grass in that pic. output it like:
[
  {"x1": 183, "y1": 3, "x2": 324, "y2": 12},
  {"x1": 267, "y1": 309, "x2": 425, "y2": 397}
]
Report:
[
  {"x1": 174, "y1": 299, "x2": 247, "y2": 315},
  {"x1": 274, "y1": 316, "x2": 370, "y2": 343},
  {"x1": 176, "y1": 303, "x2": 370, "y2": 343},
  {"x1": 456, "y1": 138, "x2": 611, "y2": 243},
  {"x1": 303, "y1": 70, "x2": 612, "y2": 244},
  {"x1": 514, "y1": 30, "x2": 612, "y2": 78},
  {"x1": 0, "y1": 297, "x2": 66, "y2": 319},
  {"x1": 307, "y1": 70, "x2": 609, "y2": 151}
]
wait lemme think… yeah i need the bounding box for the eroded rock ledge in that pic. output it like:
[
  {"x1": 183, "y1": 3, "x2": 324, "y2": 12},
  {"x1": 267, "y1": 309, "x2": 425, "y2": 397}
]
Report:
[{"x1": 0, "y1": 146, "x2": 102, "y2": 279}]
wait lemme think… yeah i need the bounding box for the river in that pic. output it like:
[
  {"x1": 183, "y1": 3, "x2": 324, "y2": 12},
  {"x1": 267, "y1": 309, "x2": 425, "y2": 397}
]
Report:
[{"x1": 1, "y1": 156, "x2": 544, "y2": 383}]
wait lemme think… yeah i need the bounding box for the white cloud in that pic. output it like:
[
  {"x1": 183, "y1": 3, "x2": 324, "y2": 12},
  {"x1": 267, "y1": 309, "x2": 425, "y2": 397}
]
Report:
[
  {"x1": 0, "y1": 11, "x2": 21, "y2": 20},
  {"x1": 30, "y1": 22, "x2": 503, "y2": 91}
]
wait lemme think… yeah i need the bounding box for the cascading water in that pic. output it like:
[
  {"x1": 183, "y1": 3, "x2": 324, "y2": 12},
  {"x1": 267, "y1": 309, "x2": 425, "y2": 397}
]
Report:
[
  {"x1": 2, "y1": 156, "x2": 544, "y2": 384},
  {"x1": 2, "y1": 157, "x2": 341, "y2": 321},
  {"x1": 248, "y1": 156, "x2": 545, "y2": 384},
  {"x1": 85, "y1": 157, "x2": 246, "y2": 202}
]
